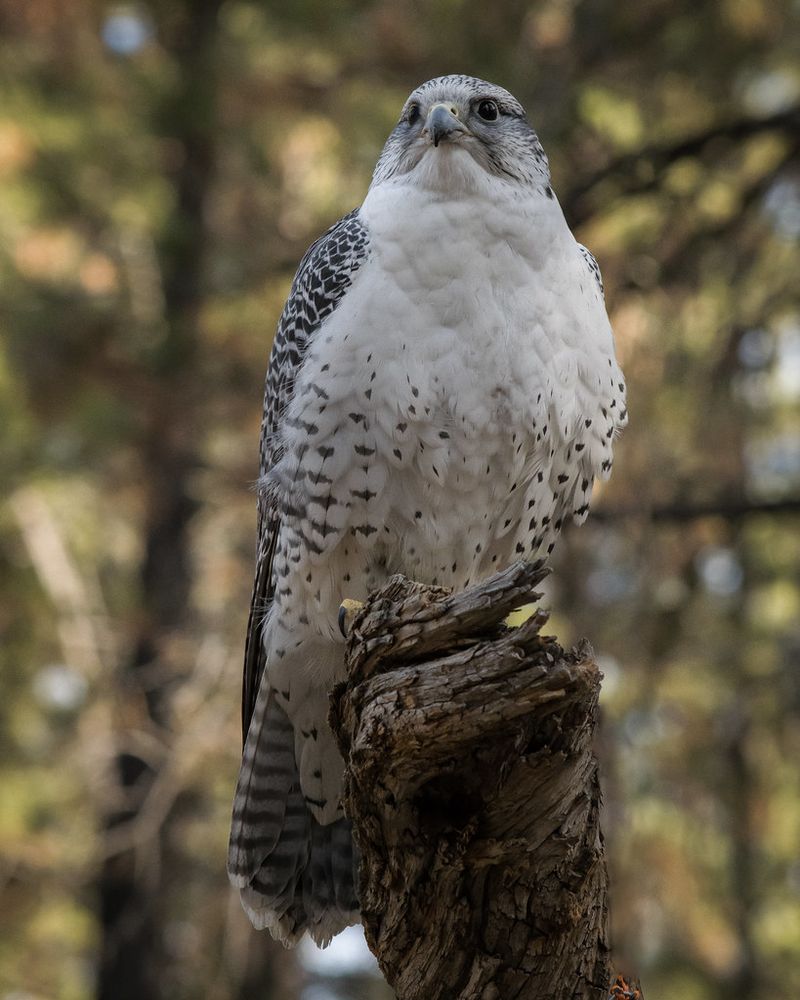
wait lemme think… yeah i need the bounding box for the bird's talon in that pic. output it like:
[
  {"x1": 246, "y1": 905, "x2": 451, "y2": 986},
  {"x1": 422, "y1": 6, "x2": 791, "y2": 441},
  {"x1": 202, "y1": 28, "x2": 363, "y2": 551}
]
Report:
[{"x1": 338, "y1": 598, "x2": 364, "y2": 637}]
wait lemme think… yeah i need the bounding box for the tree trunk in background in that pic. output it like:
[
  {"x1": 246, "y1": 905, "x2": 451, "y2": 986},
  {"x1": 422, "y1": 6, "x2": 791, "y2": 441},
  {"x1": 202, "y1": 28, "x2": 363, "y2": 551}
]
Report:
[
  {"x1": 96, "y1": 3, "x2": 222, "y2": 997},
  {"x1": 725, "y1": 699, "x2": 758, "y2": 1000},
  {"x1": 329, "y1": 562, "x2": 616, "y2": 1000}
]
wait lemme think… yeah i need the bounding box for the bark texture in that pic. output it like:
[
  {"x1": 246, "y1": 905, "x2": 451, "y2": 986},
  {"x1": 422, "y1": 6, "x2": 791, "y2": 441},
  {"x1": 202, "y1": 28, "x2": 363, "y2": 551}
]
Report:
[{"x1": 329, "y1": 560, "x2": 611, "y2": 1000}]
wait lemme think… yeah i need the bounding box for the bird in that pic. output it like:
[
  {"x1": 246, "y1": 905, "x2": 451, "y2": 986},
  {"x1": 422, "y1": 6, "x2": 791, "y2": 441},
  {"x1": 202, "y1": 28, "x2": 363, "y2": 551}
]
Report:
[{"x1": 228, "y1": 74, "x2": 627, "y2": 947}]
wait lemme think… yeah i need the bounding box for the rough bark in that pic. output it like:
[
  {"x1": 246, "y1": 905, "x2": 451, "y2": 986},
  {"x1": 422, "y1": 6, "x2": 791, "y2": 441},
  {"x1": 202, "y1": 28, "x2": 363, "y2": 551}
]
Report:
[{"x1": 329, "y1": 560, "x2": 613, "y2": 1000}]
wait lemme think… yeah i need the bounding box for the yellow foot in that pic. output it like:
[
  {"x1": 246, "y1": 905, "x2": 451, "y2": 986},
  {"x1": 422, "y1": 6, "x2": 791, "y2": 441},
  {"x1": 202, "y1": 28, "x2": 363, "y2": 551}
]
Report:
[{"x1": 338, "y1": 598, "x2": 365, "y2": 637}]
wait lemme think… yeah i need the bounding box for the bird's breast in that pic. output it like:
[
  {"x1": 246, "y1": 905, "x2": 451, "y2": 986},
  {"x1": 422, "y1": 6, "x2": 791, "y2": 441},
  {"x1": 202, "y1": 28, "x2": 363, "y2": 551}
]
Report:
[{"x1": 274, "y1": 178, "x2": 624, "y2": 626}]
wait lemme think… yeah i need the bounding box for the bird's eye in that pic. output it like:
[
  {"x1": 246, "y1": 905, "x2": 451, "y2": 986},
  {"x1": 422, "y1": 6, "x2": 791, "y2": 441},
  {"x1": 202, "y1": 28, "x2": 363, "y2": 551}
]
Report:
[
  {"x1": 407, "y1": 103, "x2": 421, "y2": 125},
  {"x1": 476, "y1": 99, "x2": 499, "y2": 122}
]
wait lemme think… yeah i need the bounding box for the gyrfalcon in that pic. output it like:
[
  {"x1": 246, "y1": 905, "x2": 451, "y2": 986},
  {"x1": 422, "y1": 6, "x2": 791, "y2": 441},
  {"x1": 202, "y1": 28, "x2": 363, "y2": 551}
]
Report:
[{"x1": 228, "y1": 74, "x2": 627, "y2": 946}]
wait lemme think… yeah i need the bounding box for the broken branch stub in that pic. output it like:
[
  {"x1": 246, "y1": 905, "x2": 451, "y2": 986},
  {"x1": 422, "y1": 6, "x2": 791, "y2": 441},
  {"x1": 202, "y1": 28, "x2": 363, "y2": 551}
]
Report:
[{"x1": 329, "y1": 560, "x2": 612, "y2": 1000}]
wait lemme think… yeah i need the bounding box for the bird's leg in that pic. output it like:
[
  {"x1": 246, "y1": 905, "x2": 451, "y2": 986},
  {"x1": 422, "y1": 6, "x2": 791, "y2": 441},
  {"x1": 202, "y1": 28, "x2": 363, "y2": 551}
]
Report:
[{"x1": 338, "y1": 598, "x2": 365, "y2": 637}]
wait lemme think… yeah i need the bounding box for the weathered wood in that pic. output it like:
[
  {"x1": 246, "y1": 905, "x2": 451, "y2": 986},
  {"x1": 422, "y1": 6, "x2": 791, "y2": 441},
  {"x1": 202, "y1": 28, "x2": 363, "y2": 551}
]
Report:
[{"x1": 329, "y1": 560, "x2": 612, "y2": 1000}]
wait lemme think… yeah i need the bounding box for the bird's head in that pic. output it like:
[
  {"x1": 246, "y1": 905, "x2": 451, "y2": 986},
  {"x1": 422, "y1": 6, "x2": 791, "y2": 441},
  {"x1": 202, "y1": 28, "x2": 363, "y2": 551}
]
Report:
[{"x1": 371, "y1": 75, "x2": 550, "y2": 191}]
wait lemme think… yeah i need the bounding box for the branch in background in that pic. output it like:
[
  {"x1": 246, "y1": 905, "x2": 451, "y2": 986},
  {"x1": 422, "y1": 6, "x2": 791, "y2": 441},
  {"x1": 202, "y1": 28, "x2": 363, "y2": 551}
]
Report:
[
  {"x1": 594, "y1": 495, "x2": 800, "y2": 524},
  {"x1": 9, "y1": 487, "x2": 115, "y2": 677},
  {"x1": 330, "y1": 562, "x2": 630, "y2": 1000},
  {"x1": 564, "y1": 105, "x2": 800, "y2": 225}
]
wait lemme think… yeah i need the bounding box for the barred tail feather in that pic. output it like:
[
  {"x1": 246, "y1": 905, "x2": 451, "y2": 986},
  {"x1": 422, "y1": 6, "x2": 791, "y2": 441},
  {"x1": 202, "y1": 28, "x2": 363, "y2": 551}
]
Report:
[
  {"x1": 228, "y1": 682, "x2": 360, "y2": 946},
  {"x1": 228, "y1": 681, "x2": 295, "y2": 884},
  {"x1": 303, "y1": 816, "x2": 360, "y2": 945}
]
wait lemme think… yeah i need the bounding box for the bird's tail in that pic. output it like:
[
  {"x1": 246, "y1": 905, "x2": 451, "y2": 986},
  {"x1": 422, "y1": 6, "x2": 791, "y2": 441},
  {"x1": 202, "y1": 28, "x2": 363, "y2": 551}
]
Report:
[{"x1": 227, "y1": 682, "x2": 359, "y2": 946}]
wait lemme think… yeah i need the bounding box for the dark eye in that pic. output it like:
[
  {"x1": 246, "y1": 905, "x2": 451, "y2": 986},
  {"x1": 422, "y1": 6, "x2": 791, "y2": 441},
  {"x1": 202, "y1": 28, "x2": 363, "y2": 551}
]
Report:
[
  {"x1": 407, "y1": 103, "x2": 421, "y2": 125},
  {"x1": 476, "y1": 99, "x2": 499, "y2": 122}
]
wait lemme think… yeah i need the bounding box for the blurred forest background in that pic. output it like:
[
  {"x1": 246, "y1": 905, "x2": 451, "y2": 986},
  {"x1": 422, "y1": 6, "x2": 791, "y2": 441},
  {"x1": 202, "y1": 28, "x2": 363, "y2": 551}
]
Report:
[{"x1": 1, "y1": 1, "x2": 799, "y2": 998}]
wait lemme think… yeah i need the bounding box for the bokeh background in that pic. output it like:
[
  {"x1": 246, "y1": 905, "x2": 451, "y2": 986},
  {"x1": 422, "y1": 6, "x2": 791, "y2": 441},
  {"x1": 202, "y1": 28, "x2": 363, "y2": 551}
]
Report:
[{"x1": 1, "y1": 1, "x2": 799, "y2": 998}]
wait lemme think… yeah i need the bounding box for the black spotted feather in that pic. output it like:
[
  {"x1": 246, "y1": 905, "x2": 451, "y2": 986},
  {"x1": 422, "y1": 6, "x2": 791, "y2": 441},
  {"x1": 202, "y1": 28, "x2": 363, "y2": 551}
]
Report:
[{"x1": 242, "y1": 211, "x2": 370, "y2": 741}]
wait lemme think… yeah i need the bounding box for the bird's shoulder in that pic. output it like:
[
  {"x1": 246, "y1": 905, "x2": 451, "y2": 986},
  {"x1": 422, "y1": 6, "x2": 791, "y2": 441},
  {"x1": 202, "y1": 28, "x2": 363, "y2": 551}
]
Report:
[
  {"x1": 260, "y1": 211, "x2": 371, "y2": 467},
  {"x1": 279, "y1": 209, "x2": 370, "y2": 343},
  {"x1": 576, "y1": 242, "x2": 604, "y2": 297}
]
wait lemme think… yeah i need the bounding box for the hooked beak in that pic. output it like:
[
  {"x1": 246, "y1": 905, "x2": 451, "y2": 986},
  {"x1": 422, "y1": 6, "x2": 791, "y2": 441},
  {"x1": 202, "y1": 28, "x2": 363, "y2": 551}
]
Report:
[{"x1": 423, "y1": 103, "x2": 467, "y2": 147}]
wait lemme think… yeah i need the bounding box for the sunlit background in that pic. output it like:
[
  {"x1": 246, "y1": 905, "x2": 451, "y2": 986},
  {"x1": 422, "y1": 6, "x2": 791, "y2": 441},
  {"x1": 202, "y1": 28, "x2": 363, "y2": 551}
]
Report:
[{"x1": 1, "y1": 1, "x2": 799, "y2": 998}]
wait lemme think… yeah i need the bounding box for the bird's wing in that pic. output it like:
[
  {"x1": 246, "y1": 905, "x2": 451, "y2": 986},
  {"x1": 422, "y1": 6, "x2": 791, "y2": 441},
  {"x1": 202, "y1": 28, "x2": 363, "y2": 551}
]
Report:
[
  {"x1": 241, "y1": 210, "x2": 370, "y2": 741},
  {"x1": 577, "y1": 243, "x2": 605, "y2": 297}
]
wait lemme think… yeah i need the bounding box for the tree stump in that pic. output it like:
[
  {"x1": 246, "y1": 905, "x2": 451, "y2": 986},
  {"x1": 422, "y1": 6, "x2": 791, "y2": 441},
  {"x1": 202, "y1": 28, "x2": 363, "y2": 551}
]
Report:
[{"x1": 329, "y1": 560, "x2": 612, "y2": 1000}]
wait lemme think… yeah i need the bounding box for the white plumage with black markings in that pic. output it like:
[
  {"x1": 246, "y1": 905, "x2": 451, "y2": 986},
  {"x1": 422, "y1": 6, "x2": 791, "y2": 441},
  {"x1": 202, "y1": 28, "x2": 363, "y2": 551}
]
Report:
[{"x1": 228, "y1": 74, "x2": 627, "y2": 947}]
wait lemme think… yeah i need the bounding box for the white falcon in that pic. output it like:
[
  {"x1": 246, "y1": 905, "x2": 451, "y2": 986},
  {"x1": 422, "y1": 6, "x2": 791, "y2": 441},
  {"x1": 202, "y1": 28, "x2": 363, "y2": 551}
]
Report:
[{"x1": 228, "y1": 74, "x2": 627, "y2": 946}]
